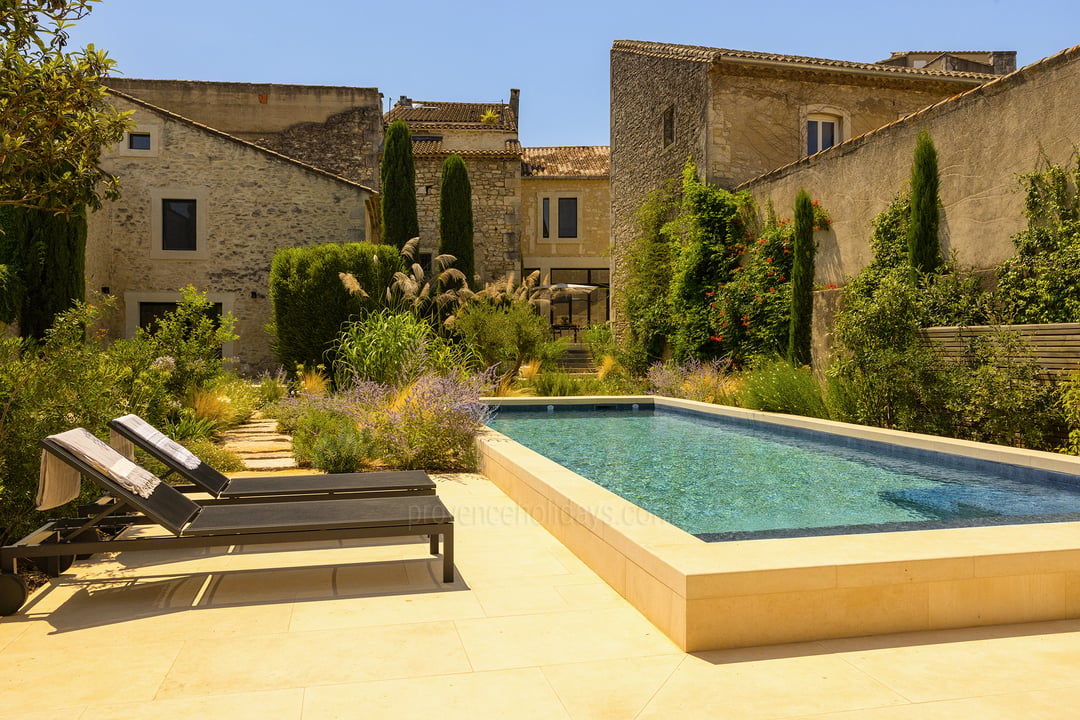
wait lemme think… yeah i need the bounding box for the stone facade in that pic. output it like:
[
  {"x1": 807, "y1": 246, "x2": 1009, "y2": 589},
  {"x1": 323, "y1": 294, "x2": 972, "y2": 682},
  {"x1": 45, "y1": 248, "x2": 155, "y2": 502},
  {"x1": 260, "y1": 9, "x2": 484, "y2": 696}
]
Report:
[
  {"x1": 609, "y1": 40, "x2": 1000, "y2": 333},
  {"x1": 89, "y1": 92, "x2": 375, "y2": 373},
  {"x1": 740, "y1": 46, "x2": 1080, "y2": 286},
  {"x1": 105, "y1": 78, "x2": 385, "y2": 192},
  {"x1": 387, "y1": 95, "x2": 523, "y2": 284}
]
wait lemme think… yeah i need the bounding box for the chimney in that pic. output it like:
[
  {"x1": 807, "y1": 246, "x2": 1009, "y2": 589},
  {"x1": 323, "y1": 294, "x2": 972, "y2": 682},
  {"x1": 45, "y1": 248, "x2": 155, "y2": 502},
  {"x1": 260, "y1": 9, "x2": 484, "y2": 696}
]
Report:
[
  {"x1": 397, "y1": 95, "x2": 411, "y2": 108},
  {"x1": 509, "y1": 88, "x2": 520, "y2": 126}
]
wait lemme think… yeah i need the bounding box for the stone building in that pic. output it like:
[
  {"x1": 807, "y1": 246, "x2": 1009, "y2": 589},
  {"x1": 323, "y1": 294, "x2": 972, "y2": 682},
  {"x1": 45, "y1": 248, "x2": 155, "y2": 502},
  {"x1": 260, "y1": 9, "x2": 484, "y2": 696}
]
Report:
[
  {"x1": 520, "y1": 146, "x2": 611, "y2": 339},
  {"x1": 88, "y1": 90, "x2": 376, "y2": 372},
  {"x1": 104, "y1": 79, "x2": 386, "y2": 190},
  {"x1": 384, "y1": 92, "x2": 523, "y2": 284},
  {"x1": 608, "y1": 40, "x2": 1014, "y2": 324}
]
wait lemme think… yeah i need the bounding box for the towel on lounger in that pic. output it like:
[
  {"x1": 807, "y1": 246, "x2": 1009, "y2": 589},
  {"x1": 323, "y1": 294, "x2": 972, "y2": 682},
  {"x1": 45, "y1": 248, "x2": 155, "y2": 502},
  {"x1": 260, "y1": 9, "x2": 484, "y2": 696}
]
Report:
[
  {"x1": 37, "y1": 448, "x2": 82, "y2": 511},
  {"x1": 111, "y1": 414, "x2": 201, "y2": 470},
  {"x1": 47, "y1": 428, "x2": 161, "y2": 500}
]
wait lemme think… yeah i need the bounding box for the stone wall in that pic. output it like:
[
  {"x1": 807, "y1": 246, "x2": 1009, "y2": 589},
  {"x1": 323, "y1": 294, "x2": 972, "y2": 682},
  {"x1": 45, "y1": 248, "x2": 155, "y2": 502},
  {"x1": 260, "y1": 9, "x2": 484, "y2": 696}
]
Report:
[
  {"x1": 521, "y1": 176, "x2": 610, "y2": 274},
  {"x1": 106, "y1": 79, "x2": 383, "y2": 140},
  {"x1": 705, "y1": 64, "x2": 978, "y2": 189},
  {"x1": 740, "y1": 46, "x2": 1080, "y2": 287},
  {"x1": 413, "y1": 154, "x2": 521, "y2": 285},
  {"x1": 610, "y1": 48, "x2": 710, "y2": 329},
  {"x1": 88, "y1": 96, "x2": 373, "y2": 373}
]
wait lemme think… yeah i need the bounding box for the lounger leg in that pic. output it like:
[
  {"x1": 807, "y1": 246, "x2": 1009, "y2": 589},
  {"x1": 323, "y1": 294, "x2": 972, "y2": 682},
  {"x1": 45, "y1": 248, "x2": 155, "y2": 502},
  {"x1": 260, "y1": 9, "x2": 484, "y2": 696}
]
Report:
[
  {"x1": 442, "y1": 525, "x2": 454, "y2": 583},
  {"x1": 429, "y1": 533, "x2": 438, "y2": 555}
]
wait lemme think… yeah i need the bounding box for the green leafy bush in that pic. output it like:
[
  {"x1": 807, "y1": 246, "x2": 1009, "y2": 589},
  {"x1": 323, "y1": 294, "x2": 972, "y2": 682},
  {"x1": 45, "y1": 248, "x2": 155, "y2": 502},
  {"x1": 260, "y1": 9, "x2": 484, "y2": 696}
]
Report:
[
  {"x1": 452, "y1": 300, "x2": 549, "y2": 381},
  {"x1": 268, "y1": 242, "x2": 401, "y2": 375},
  {"x1": 741, "y1": 357, "x2": 828, "y2": 419}
]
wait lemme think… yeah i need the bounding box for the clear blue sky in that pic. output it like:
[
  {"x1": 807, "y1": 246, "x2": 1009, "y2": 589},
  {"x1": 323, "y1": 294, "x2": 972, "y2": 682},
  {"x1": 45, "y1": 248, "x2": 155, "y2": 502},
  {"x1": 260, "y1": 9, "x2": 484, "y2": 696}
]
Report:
[{"x1": 68, "y1": 0, "x2": 1079, "y2": 148}]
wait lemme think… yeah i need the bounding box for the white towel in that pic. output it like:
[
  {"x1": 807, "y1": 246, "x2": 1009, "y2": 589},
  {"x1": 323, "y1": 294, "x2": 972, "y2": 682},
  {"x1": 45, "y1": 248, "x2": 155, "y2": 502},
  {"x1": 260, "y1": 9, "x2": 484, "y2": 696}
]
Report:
[
  {"x1": 109, "y1": 427, "x2": 136, "y2": 461},
  {"x1": 47, "y1": 428, "x2": 161, "y2": 500},
  {"x1": 36, "y1": 448, "x2": 82, "y2": 511},
  {"x1": 113, "y1": 414, "x2": 201, "y2": 470}
]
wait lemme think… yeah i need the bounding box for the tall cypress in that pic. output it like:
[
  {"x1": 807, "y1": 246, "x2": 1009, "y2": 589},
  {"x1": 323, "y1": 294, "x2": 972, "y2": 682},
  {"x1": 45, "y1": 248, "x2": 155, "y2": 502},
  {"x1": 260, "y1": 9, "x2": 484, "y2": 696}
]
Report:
[
  {"x1": 380, "y1": 119, "x2": 419, "y2": 249},
  {"x1": 438, "y1": 154, "x2": 474, "y2": 287},
  {"x1": 787, "y1": 189, "x2": 815, "y2": 366},
  {"x1": 907, "y1": 129, "x2": 940, "y2": 279},
  {"x1": 0, "y1": 205, "x2": 86, "y2": 339}
]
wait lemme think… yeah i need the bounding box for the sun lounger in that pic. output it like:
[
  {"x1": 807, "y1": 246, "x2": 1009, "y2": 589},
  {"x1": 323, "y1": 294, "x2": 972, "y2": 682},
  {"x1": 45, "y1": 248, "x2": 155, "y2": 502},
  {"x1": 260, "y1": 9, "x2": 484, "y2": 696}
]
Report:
[
  {"x1": 0, "y1": 428, "x2": 454, "y2": 615},
  {"x1": 107, "y1": 414, "x2": 435, "y2": 501}
]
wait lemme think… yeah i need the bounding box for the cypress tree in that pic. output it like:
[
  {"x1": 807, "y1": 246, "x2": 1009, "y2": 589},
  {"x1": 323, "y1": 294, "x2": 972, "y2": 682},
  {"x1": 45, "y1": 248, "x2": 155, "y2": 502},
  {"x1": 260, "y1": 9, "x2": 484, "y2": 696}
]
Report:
[
  {"x1": 380, "y1": 119, "x2": 419, "y2": 249},
  {"x1": 438, "y1": 154, "x2": 474, "y2": 287},
  {"x1": 0, "y1": 205, "x2": 86, "y2": 339},
  {"x1": 908, "y1": 129, "x2": 940, "y2": 279},
  {"x1": 787, "y1": 189, "x2": 815, "y2": 366}
]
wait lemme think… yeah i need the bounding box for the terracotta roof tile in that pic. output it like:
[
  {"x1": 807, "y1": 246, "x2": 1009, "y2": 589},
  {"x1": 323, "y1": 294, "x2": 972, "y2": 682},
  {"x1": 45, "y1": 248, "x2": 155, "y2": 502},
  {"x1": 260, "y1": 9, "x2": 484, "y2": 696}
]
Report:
[
  {"x1": 522, "y1": 146, "x2": 610, "y2": 178},
  {"x1": 612, "y1": 40, "x2": 997, "y2": 81},
  {"x1": 385, "y1": 101, "x2": 517, "y2": 131},
  {"x1": 411, "y1": 138, "x2": 521, "y2": 158}
]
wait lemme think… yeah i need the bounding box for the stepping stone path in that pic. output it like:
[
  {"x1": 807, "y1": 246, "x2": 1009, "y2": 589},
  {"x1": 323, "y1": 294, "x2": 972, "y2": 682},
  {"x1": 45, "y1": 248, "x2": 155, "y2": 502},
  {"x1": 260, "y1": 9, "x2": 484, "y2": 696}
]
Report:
[{"x1": 217, "y1": 412, "x2": 298, "y2": 473}]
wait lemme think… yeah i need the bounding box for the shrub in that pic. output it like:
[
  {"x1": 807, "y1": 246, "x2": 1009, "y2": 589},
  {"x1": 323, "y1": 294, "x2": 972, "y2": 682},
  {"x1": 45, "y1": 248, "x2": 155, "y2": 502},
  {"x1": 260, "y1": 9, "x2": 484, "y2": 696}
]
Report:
[
  {"x1": 268, "y1": 242, "x2": 401, "y2": 375},
  {"x1": 908, "y1": 130, "x2": 941, "y2": 279},
  {"x1": 529, "y1": 371, "x2": 580, "y2": 397},
  {"x1": 333, "y1": 308, "x2": 480, "y2": 387},
  {"x1": 788, "y1": 189, "x2": 815, "y2": 366},
  {"x1": 741, "y1": 358, "x2": 828, "y2": 418},
  {"x1": 646, "y1": 359, "x2": 740, "y2": 405},
  {"x1": 438, "y1": 154, "x2": 474, "y2": 287},
  {"x1": 255, "y1": 368, "x2": 288, "y2": 407},
  {"x1": 452, "y1": 300, "x2": 549, "y2": 381},
  {"x1": 381, "y1": 119, "x2": 420, "y2": 249},
  {"x1": 582, "y1": 322, "x2": 617, "y2": 364}
]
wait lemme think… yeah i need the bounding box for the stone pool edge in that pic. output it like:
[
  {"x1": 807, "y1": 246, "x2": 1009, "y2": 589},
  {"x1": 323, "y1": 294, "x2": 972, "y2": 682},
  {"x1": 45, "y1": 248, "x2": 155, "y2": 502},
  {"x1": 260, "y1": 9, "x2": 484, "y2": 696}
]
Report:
[{"x1": 477, "y1": 395, "x2": 1080, "y2": 651}]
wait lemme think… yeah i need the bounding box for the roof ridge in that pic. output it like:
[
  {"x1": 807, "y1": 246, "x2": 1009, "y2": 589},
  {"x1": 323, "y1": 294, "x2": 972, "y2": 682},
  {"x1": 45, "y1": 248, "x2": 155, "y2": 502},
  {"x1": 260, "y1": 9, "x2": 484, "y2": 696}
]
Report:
[{"x1": 612, "y1": 39, "x2": 997, "y2": 80}]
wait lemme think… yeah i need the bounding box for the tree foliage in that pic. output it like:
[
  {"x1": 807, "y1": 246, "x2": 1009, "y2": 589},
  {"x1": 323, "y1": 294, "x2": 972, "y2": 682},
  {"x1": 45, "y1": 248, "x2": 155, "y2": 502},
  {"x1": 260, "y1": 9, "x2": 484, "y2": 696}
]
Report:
[
  {"x1": 438, "y1": 154, "x2": 474, "y2": 287},
  {"x1": 0, "y1": 203, "x2": 86, "y2": 338},
  {"x1": 907, "y1": 130, "x2": 940, "y2": 278},
  {"x1": 787, "y1": 189, "x2": 815, "y2": 366},
  {"x1": 380, "y1": 119, "x2": 419, "y2": 249},
  {"x1": 0, "y1": 0, "x2": 131, "y2": 212}
]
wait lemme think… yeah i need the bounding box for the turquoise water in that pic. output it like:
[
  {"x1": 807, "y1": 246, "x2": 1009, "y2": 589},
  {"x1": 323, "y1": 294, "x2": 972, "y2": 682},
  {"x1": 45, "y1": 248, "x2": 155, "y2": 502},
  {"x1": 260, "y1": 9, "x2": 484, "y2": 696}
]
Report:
[{"x1": 487, "y1": 408, "x2": 1080, "y2": 538}]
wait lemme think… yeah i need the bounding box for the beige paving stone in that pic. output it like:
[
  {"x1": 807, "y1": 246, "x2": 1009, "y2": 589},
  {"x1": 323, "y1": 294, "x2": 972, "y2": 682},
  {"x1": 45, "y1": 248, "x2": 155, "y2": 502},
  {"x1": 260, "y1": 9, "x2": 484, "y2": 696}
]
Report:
[
  {"x1": 453, "y1": 607, "x2": 679, "y2": 671},
  {"x1": 552, "y1": 581, "x2": 627, "y2": 609},
  {"x1": 784, "y1": 683, "x2": 1080, "y2": 719},
  {"x1": 540, "y1": 654, "x2": 685, "y2": 720},
  {"x1": 155, "y1": 621, "x2": 471, "y2": 699},
  {"x1": 288, "y1": 589, "x2": 485, "y2": 632},
  {"x1": 83, "y1": 688, "x2": 304, "y2": 720},
  {"x1": 471, "y1": 583, "x2": 574, "y2": 616},
  {"x1": 303, "y1": 668, "x2": 572, "y2": 719},
  {"x1": 832, "y1": 628, "x2": 1080, "y2": 703},
  {"x1": 635, "y1": 650, "x2": 907, "y2": 719},
  {"x1": 0, "y1": 637, "x2": 180, "y2": 714}
]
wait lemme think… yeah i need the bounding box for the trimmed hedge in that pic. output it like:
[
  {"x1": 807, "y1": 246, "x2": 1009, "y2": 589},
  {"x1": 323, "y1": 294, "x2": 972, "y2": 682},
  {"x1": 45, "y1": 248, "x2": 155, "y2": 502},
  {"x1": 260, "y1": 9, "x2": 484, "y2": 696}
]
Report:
[{"x1": 269, "y1": 242, "x2": 401, "y2": 374}]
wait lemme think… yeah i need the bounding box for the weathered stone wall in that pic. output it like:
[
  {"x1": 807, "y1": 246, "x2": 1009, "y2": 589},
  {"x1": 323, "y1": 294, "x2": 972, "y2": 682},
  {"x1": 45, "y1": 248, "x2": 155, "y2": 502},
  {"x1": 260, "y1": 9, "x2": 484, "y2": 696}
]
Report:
[
  {"x1": 254, "y1": 105, "x2": 384, "y2": 189},
  {"x1": 740, "y1": 46, "x2": 1080, "y2": 287},
  {"x1": 706, "y1": 64, "x2": 979, "y2": 188},
  {"x1": 413, "y1": 154, "x2": 521, "y2": 285},
  {"x1": 521, "y1": 176, "x2": 610, "y2": 274},
  {"x1": 610, "y1": 49, "x2": 710, "y2": 328},
  {"x1": 88, "y1": 97, "x2": 373, "y2": 373},
  {"x1": 106, "y1": 79, "x2": 382, "y2": 140}
]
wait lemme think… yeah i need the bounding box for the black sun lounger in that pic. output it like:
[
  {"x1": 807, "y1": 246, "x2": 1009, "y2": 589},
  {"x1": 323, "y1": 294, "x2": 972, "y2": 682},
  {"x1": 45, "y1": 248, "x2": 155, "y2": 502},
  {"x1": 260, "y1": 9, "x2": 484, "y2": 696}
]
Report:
[
  {"x1": 108, "y1": 414, "x2": 435, "y2": 501},
  {"x1": 0, "y1": 429, "x2": 454, "y2": 616}
]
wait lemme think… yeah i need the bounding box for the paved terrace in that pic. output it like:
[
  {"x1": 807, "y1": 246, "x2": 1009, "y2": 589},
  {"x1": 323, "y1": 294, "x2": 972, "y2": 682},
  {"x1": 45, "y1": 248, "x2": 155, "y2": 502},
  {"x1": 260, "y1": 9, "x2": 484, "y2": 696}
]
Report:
[{"x1": 4, "y1": 437, "x2": 1080, "y2": 717}]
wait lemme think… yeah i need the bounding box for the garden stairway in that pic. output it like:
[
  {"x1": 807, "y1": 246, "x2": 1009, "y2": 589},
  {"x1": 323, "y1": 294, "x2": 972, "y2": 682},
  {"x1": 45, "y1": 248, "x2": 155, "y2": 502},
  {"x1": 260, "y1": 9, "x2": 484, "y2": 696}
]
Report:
[{"x1": 217, "y1": 412, "x2": 297, "y2": 472}]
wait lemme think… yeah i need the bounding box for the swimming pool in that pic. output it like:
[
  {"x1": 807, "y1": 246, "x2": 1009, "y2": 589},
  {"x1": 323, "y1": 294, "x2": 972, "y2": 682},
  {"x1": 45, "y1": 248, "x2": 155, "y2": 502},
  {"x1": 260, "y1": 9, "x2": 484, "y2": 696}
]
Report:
[
  {"x1": 487, "y1": 405, "x2": 1080, "y2": 539},
  {"x1": 477, "y1": 396, "x2": 1080, "y2": 651}
]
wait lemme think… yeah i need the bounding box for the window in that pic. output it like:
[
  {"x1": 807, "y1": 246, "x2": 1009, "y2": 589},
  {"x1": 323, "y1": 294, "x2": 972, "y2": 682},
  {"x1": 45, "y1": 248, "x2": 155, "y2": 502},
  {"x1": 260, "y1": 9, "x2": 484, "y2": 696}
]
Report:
[
  {"x1": 128, "y1": 133, "x2": 152, "y2": 150},
  {"x1": 540, "y1": 195, "x2": 579, "y2": 241},
  {"x1": 806, "y1": 113, "x2": 840, "y2": 156},
  {"x1": 546, "y1": 268, "x2": 610, "y2": 341},
  {"x1": 162, "y1": 199, "x2": 198, "y2": 251},
  {"x1": 150, "y1": 187, "x2": 208, "y2": 259},
  {"x1": 558, "y1": 198, "x2": 577, "y2": 238},
  {"x1": 126, "y1": 291, "x2": 234, "y2": 359},
  {"x1": 662, "y1": 105, "x2": 675, "y2": 147}
]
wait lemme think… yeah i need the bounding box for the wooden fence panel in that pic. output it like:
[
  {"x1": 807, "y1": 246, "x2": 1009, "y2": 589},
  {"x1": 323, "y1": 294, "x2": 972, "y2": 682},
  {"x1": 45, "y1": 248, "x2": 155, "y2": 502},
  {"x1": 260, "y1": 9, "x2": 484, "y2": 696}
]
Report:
[{"x1": 919, "y1": 323, "x2": 1080, "y2": 379}]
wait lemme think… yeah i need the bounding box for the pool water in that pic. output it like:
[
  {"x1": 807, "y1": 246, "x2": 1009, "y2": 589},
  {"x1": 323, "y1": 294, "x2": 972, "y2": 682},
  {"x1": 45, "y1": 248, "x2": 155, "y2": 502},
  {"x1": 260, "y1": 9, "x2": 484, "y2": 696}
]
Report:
[{"x1": 487, "y1": 407, "x2": 1080, "y2": 539}]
